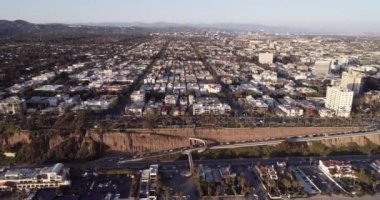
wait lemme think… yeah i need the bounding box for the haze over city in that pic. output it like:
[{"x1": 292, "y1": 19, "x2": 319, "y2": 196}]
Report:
[{"x1": 1, "y1": 0, "x2": 380, "y2": 33}]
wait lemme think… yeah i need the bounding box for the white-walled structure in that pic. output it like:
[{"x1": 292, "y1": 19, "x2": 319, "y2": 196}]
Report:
[{"x1": 325, "y1": 86, "x2": 354, "y2": 118}]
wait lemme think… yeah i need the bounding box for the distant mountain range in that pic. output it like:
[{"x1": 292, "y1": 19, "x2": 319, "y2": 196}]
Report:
[
  {"x1": 0, "y1": 20, "x2": 150, "y2": 38},
  {"x1": 82, "y1": 22, "x2": 307, "y2": 34},
  {"x1": 0, "y1": 20, "x2": 309, "y2": 38},
  {"x1": 82, "y1": 22, "x2": 380, "y2": 36},
  {"x1": 0, "y1": 20, "x2": 378, "y2": 37}
]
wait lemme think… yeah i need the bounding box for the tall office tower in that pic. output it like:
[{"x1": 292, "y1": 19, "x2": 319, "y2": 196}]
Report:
[
  {"x1": 258, "y1": 53, "x2": 274, "y2": 64},
  {"x1": 312, "y1": 60, "x2": 333, "y2": 78},
  {"x1": 325, "y1": 86, "x2": 354, "y2": 118},
  {"x1": 340, "y1": 68, "x2": 365, "y2": 96}
]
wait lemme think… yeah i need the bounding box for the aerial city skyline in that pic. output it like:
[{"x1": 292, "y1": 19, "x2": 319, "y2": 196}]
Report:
[
  {"x1": 1, "y1": 1, "x2": 380, "y2": 200},
  {"x1": 1, "y1": 0, "x2": 380, "y2": 33}
]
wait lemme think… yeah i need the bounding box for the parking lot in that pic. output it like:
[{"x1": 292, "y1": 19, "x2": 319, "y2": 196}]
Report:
[
  {"x1": 160, "y1": 166, "x2": 198, "y2": 199},
  {"x1": 232, "y1": 165, "x2": 267, "y2": 200},
  {"x1": 65, "y1": 171, "x2": 132, "y2": 199},
  {"x1": 300, "y1": 166, "x2": 341, "y2": 194}
]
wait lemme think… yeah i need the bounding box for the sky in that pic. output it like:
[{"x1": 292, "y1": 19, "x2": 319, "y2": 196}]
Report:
[{"x1": 1, "y1": 0, "x2": 380, "y2": 33}]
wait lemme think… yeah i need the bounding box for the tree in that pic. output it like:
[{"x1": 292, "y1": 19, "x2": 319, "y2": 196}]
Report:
[{"x1": 281, "y1": 178, "x2": 292, "y2": 190}]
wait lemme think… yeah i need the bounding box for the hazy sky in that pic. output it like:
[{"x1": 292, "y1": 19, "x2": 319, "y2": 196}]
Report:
[{"x1": 1, "y1": 0, "x2": 380, "y2": 32}]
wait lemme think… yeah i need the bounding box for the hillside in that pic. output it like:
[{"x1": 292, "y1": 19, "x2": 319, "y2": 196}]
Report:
[{"x1": 0, "y1": 20, "x2": 150, "y2": 38}]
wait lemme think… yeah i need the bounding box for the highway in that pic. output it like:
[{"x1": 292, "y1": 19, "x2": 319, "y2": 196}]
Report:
[
  {"x1": 288, "y1": 129, "x2": 380, "y2": 142},
  {"x1": 209, "y1": 139, "x2": 285, "y2": 150},
  {"x1": 81, "y1": 127, "x2": 380, "y2": 171},
  {"x1": 211, "y1": 129, "x2": 380, "y2": 149},
  {"x1": 121, "y1": 128, "x2": 380, "y2": 162},
  {"x1": 86, "y1": 154, "x2": 380, "y2": 170}
]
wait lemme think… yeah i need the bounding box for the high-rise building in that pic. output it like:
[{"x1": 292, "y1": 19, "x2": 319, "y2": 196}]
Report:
[
  {"x1": 325, "y1": 86, "x2": 354, "y2": 118},
  {"x1": 340, "y1": 68, "x2": 365, "y2": 96},
  {"x1": 312, "y1": 60, "x2": 333, "y2": 78},
  {"x1": 258, "y1": 53, "x2": 274, "y2": 64}
]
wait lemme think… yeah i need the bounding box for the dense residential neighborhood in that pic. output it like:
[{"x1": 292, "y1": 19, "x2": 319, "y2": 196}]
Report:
[
  {"x1": 1, "y1": 0, "x2": 380, "y2": 199},
  {"x1": 0, "y1": 32, "x2": 379, "y2": 121},
  {"x1": 0, "y1": 20, "x2": 380, "y2": 200}
]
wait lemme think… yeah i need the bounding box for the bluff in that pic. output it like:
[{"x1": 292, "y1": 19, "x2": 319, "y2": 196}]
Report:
[{"x1": 2, "y1": 126, "x2": 377, "y2": 164}]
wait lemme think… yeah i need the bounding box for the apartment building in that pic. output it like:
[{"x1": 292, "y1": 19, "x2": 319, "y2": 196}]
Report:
[
  {"x1": 325, "y1": 86, "x2": 354, "y2": 118},
  {"x1": 258, "y1": 53, "x2": 274, "y2": 64},
  {"x1": 192, "y1": 97, "x2": 231, "y2": 115},
  {"x1": 277, "y1": 104, "x2": 304, "y2": 117},
  {"x1": 340, "y1": 68, "x2": 365, "y2": 96},
  {"x1": 313, "y1": 60, "x2": 332, "y2": 78},
  {"x1": 243, "y1": 95, "x2": 269, "y2": 114}
]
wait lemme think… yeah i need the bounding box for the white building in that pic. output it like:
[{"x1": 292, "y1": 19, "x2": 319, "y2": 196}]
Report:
[
  {"x1": 199, "y1": 83, "x2": 222, "y2": 94},
  {"x1": 277, "y1": 104, "x2": 304, "y2": 117},
  {"x1": 164, "y1": 94, "x2": 177, "y2": 105},
  {"x1": 313, "y1": 60, "x2": 332, "y2": 78},
  {"x1": 325, "y1": 86, "x2": 354, "y2": 118},
  {"x1": 0, "y1": 96, "x2": 26, "y2": 115},
  {"x1": 192, "y1": 98, "x2": 231, "y2": 115},
  {"x1": 138, "y1": 164, "x2": 158, "y2": 200},
  {"x1": 131, "y1": 90, "x2": 145, "y2": 103},
  {"x1": 34, "y1": 85, "x2": 63, "y2": 92},
  {"x1": 0, "y1": 163, "x2": 70, "y2": 191},
  {"x1": 83, "y1": 95, "x2": 118, "y2": 111},
  {"x1": 340, "y1": 68, "x2": 365, "y2": 96},
  {"x1": 258, "y1": 53, "x2": 274, "y2": 64},
  {"x1": 245, "y1": 96, "x2": 268, "y2": 113},
  {"x1": 318, "y1": 108, "x2": 335, "y2": 118},
  {"x1": 318, "y1": 160, "x2": 356, "y2": 179},
  {"x1": 125, "y1": 103, "x2": 144, "y2": 116}
]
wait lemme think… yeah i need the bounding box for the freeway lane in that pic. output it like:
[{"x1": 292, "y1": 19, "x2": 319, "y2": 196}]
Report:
[
  {"x1": 83, "y1": 154, "x2": 380, "y2": 170},
  {"x1": 288, "y1": 129, "x2": 380, "y2": 142},
  {"x1": 209, "y1": 139, "x2": 285, "y2": 149},
  {"x1": 86, "y1": 128, "x2": 380, "y2": 167},
  {"x1": 126, "y1": 129, "x2": 380, "y2": 161}
]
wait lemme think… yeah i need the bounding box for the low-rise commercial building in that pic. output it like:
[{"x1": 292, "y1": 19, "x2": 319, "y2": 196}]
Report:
[
  {"x1": 318, "y1": 160, "x2": 356, "y2": 179},
  {"x1": 138, "y1": 164, "x2": 158, "y2": 200},
  {"x1": 0, "y1": 163, "x2": 71, "y2": 191}
]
